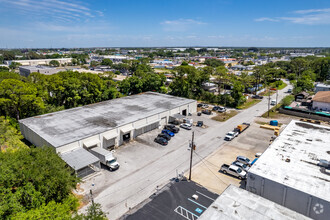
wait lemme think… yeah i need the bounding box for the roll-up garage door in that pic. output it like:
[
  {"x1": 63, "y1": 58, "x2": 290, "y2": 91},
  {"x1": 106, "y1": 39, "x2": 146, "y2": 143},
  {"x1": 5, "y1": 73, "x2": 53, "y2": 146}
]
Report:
[{"x1": 135, "y1": 121, "x2": 160, "y2": 137}]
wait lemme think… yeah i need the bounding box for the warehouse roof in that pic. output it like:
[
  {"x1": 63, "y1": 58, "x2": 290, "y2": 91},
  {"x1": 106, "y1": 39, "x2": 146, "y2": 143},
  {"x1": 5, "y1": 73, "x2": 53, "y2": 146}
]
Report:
[
  {"x1": 19, "y1": 92, "x2": 195, "y2": 148},
  {"x1": 61, "y1": 147, "x2": 99, "y2": 170},
  {"x1": 199, "y1": 185, "x2": 310, "y2": 220},
  {"x1": 249, "y1": 120, "x2": 330, "y2": 202}
]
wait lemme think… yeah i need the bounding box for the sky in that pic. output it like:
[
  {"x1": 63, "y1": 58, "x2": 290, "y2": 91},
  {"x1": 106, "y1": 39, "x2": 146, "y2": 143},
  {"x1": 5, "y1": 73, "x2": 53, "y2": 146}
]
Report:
[{"x1": 0, "y1": 0, "x2": 330, "y2": 48}]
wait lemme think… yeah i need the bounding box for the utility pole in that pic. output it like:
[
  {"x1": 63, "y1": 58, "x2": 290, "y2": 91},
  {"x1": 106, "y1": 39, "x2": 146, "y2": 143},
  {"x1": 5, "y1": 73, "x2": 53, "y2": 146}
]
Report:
[
  {"x1": 276, "y1": 88, "x2": 278, "y2": 106},
  {"x1": 188, "y1": 131, "x2": 195, "y2": 180},
  {"x1": 90, "y1": 189, "x2": 94, "y2": 206},
  {"x1": 267, "y1": 84, "x2": 271, "y2": 118}
]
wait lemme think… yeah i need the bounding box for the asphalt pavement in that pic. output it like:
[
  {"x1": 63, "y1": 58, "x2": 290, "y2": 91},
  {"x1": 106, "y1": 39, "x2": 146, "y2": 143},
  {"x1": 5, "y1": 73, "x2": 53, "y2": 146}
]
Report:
[{"x1": 82, "y1": 81, "x2": 293, "y2": 219}]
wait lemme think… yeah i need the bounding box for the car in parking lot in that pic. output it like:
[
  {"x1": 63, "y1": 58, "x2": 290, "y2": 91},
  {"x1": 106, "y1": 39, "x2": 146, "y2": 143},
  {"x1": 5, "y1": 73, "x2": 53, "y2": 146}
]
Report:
[
  {"x1": 197, "y1": 112, "x2": 202, "y2": 116},
  {"x1": 164, "y1": 125, "x2": 179, "y2": 133},
  {"x1": 236, "y1": 156, "x2": 252, "y2": 166},
  {"x1": 162, "y1": 129, "x2": 175, "y2": 137},
  {"x1": 270, "y1": 100, "x2": 276, "y2": 105},
  {"x1": 158, "y1": 133, "x2": 171, "y2": 141},
  {"x1": 252, "y1": 95, "x2": 263, "y2": 99},
  {"x1": 232, "y1": 161, "x2": 250, "y2": 172},
  {"x1": 196, "y1": 121, "x2": 203, "y2": 127},
  {"x1": 202, "y1": 109, "x2": 212, "y2": 115},
  {"x1": 180, "y1": 123, "x2": 192, "y2": 130},
  {"x1": 220, "y1": 164, "x2": 247, "y2": 180},
  {"x1": 287, "y1": 88, "x2": 292, "y2": 93},
  {"x1": 213, "y1": 106, "x2": 226, "y2": 112},
  {"x1": 224, "y1": 131, "x2": 239, "y2": 141},
  {"x1": 154, "y1": 137, "x2": 168, "y2": 146}
]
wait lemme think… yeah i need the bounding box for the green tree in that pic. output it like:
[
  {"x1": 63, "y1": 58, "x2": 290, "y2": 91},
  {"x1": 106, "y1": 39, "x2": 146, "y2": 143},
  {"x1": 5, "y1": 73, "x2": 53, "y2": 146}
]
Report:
[
  {"x1": 9, "y1": 62, "x2": 22, "y2": 69},
  {"x1": 0, "y1": 79, "x2": 45, "y2": 120},
  {"x1": 204, "y1": 58, "x2": 224, "y2": 67},
  {"x1": 0, "y1": 116, "x2": 27, "y2": 151},
  {"x1": 49, "y1": 60, "x2": 60, "y2": 67},
  {"x1": 231, "y1": 81, "x2": 245, "y2": 107},
  {"x1": 100, "y1": 58, "x2": 113, "y2": 66}
]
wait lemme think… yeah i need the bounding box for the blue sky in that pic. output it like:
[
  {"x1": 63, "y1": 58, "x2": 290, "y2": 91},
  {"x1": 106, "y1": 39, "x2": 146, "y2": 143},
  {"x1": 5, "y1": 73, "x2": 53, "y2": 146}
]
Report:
[{"x1": 0, "y1": 0, "x2": 330, "y2": 48}]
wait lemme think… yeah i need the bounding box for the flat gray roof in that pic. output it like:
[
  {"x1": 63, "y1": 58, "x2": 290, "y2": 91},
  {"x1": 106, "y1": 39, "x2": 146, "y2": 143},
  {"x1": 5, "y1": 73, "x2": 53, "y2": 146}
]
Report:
[
  {"x1": 61, "y1": 147, "x2": 99, "y2": 171},
  {"x1": 249, "y1": 120, "x2": 330, "y2": 202},
  {"x1": 19, "y1": 65, "x2": 55, "y2": 70},
  {"x1": 20, "y1": 92, "x2": 195, "y2": 148},
  {"x1": 199, "y1": 185, "x2": 310, "y2": 220}
]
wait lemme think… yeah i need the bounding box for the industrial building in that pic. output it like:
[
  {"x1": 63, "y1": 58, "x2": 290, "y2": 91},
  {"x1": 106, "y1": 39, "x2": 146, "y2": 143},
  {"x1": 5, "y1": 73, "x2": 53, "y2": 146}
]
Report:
[
  {"x1": 4, "y1": 58, "x2": 72, "y2": 66},
  {"x1": 19, "y1": 65, "x2": 61, "y2": 77},
  {"x1": 246, "y1": 120, "x2": 330, "y2": 220},
  {"x1": 199, "y1": 185, "x2": 310, "y2": 220},
  {"x1": 19, "y1": 92, "x2": 197, "y2": 177}
]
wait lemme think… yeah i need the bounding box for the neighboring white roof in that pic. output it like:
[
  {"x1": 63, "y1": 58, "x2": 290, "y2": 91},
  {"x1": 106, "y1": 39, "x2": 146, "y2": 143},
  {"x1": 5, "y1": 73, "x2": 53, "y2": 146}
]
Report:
[
  {"x1": 199, "y1": 185, "x2": 310, "y2": 220},
  {"x1": 249, "y1": 120, "x2": 330, "y2": 202},
  {"x1": 61, "y1": 147, "x2": 99, "y2": 170}
]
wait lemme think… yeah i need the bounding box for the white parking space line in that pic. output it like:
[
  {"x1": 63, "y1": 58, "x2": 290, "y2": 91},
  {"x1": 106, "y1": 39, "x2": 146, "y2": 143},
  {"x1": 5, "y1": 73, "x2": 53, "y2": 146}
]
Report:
[
  {"x1": 188, "y1": 198, "x2": 207, "y2": 209},
  {"x1": 196, "y1": 191, "x2": 215, "y2": 201},
  {"x1": 174, "y1": 206, "x2": 198, "y2": 220}
]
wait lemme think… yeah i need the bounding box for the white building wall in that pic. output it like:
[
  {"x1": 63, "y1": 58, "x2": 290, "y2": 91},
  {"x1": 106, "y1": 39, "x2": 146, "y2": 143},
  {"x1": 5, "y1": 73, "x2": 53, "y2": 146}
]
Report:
[
  {"x1": 312, "y1": 101, "x2": 330, "y2": 111},
  {"x1": 57, "y1": 142, "x2": 79, "y2": 154},
  {"x1": 247, "y1": 173, "x2": 330, "y2": 219},
  {"x1": 19, "y1": 123, "x2": 51, "y2": 148}
]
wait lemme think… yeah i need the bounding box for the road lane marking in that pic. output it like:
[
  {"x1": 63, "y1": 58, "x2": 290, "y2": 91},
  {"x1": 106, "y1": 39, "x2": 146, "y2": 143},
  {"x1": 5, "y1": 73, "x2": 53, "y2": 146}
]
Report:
[
  {"x1": 188, "y1": 198, "x2": 207, "y2": 209},
  {"x1": 196, "y1": 191, "x2": 215, "y2": 201}
]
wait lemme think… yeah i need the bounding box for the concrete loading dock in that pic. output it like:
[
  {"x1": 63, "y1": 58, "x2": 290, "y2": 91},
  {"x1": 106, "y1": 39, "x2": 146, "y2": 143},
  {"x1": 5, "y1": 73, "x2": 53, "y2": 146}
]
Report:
[{"x1": 19, "y1": 92, "x2": 197, "y2": 178}]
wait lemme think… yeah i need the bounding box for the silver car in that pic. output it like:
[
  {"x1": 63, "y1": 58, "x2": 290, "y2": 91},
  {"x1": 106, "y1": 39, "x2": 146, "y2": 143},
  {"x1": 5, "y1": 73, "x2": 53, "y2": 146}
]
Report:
[{"x1": 232, "y1": 161, "x2": 250, "y2": 172}]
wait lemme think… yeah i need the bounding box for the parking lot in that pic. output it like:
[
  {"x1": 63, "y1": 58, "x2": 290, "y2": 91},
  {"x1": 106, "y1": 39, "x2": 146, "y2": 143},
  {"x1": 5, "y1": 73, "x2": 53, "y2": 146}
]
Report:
[
  {"x1": 123, "y1": 180, "x2": 218, "y2": 220},
  {"x1": 79, "y1": 112, "x2": 218, "y2": 198},
  {"x1": 187, "y1": 121, "x2": 275, "y2": 194}
]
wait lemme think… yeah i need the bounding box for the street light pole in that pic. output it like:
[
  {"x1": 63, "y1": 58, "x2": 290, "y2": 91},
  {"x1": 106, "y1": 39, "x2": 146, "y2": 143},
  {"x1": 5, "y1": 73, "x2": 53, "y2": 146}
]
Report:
[{"x1": 188, "y1": 131, "x2": 195, "y2": 180}]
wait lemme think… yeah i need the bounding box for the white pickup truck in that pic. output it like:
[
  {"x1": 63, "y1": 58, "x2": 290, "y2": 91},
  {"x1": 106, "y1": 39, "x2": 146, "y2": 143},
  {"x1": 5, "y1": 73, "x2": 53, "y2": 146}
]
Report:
[{"x1": 220, "y1": 164, "x2": 246, "y2": 180}]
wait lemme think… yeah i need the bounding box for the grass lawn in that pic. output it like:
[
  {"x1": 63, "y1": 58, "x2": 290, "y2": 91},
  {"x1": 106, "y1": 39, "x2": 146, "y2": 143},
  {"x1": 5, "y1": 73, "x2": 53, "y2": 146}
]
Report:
[
  {"x1": 212, "y1": 110, "x2": 238, "y2": 122},
  {"x1": 277, "y1": 82, "x2": 287, "y2": 90},
  {"x1": 237, "y1": 99, "x2": 261, "y2": 109},
  {"x1": 261, "y1": 103, "x2": 282, "y2": 118}
]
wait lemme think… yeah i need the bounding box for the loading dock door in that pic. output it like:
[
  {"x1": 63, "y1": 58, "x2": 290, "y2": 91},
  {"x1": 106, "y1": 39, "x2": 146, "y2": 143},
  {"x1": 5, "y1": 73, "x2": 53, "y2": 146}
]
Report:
[
  {"x1": 134, "y1": 121, "x2": 160, "y2": 137},
  {"x1": 182, "y1": 109, "x2": 187, "y2": 116},
  {"x1": 123, "y1": 133, "x2": 130, "y2": 141}
]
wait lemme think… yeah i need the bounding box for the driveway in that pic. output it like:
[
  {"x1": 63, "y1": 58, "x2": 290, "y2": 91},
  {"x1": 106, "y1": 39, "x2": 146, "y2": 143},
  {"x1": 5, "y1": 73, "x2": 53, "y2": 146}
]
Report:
[{"x1": 79, "y1": 81, "x2": 293, "y2": 219}]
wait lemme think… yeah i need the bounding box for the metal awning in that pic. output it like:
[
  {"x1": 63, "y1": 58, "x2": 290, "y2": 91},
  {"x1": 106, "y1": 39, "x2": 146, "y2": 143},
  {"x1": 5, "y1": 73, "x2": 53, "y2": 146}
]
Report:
[
  {"x1": 121, "y1": 125, "x2": 133, "y2": 134},
  {"x1": 103, "y1": 129, "x2": 118, "y2": 140},
  {"x1": 83, "y1": 139, "x2": 100, "y2": 148},
  {"x1": 60, "y1": 148, "x2": 99, "y2": 171},
  {"x1": 171, "y1": 114, "x2": 186, "y2": 120},
  {"x1": 135, "y1": 119, "x2": 160, "y2": 130}
]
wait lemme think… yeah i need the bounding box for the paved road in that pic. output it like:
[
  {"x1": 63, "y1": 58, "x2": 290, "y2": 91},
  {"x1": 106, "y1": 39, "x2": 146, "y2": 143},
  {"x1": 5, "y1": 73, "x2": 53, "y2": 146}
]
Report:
[{"x1": 87, "y1": 81, "x2": 292, "y2": 220}]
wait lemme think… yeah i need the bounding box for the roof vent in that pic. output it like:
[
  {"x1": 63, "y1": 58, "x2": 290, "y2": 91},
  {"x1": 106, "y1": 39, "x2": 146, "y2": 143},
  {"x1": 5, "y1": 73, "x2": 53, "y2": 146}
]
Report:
[{"x1": 319, "y1": 160, "x2": 330, "y2": 169}]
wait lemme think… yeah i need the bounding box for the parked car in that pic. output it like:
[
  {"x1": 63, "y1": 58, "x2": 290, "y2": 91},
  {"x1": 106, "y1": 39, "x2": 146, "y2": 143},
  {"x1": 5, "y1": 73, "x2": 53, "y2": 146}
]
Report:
[
  {"x1": 220, "y1": 164, "x2": 246, "y2": 180},
  {"x1": 201, "y1": 104, "x2": 209, "y2": 108},
  {"x1": 164, "y1": 125, "x2": 179, "y2": 133},
  {"x1": 212, "y1": 106, "x2": 220, "y2": 111},
  {"x1": 154, "y1": 137, "x2": 168, "y2": 146},
  {"x1": 197, "y1": 103, "x2": 203, "y2": 108},
  {"x1": 180, "y1": 123, "x2": 192, "y2": 130},
  {"x1": 158, "y1": 133, "x2": 171, "y2": 141},
  {"x1": 224, "y1": 131, "x2": 239, "y2": 141},
  {"x1": 232, "y1": 161, "x2": 250, "y2": 172},
  {"x1": 236, "y1": 156, "x2": 252, "y2": 166},
  {"x1": 202, "y1": 109, "x2": 212, "y2": 115},
  {"x1": 197, "y1": 121, "x2": 203, "y2": 127},
  {"x1": 197, "y1": 112, "x2": 202, "y2": 116},
  {"x1": 270, "y1": 100, "x2": 276, "y2": 105},
  {"x1": 287, "y1": 88, "x2": 292, "y2": 93},
  {"x1": 217, "y1": 106, "x2": 226, "y2": 113},
  {"x1": 252, "y1": 95, "x2": 263, "y2": 99},
  {"x1": 162, "y1": 129, "x2": 175, "y2": 137}
]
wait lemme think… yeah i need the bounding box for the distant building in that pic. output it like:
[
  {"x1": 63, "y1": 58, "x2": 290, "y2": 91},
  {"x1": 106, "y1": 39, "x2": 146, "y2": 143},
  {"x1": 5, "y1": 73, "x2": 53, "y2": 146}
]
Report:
[
  {"x1": 246, "y1": 120, "x2": 330, "y2": 220},
  {"x1": 312, "y1": 91, "x2": 330, "y2": 111},
  {"x1": 199, "y1": 185, "x2": 310, "y2": 220},
  {"x1": 4, "y1": 58, "x2": 72, "y2": 66},
  {"x1": 315, "y1": 83, "x2": 330, "y2": 93},
  {"x1": 19, "y1": 65, "x2": 61, "y2": 77},
  {"x1": 290, "y1": 53, "x2": 314, "y2": 57}
]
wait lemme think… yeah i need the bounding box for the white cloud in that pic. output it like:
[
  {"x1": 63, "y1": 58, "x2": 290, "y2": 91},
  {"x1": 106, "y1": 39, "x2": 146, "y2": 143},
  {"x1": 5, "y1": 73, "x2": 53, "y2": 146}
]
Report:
[
  {"x1": 255, "y1": 17, "x2": 279, "y2": 22},
  {"x1": 161, "y1": 19, "x2": 206, "y2": 31},
  {"x1": 255, "y1": 8, "x2": 330, "y2": 25},
  {"x1": 0, "y1": 0, "x2": 100, "y2": 21}
]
